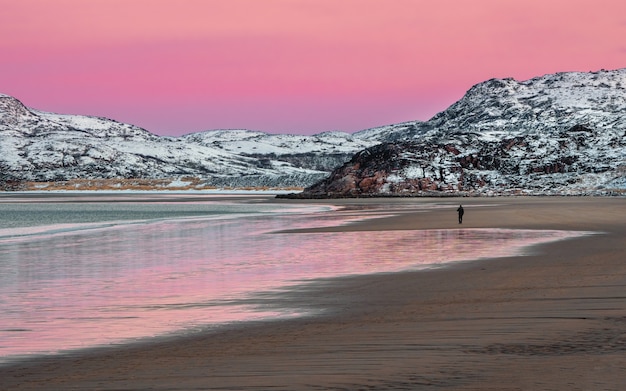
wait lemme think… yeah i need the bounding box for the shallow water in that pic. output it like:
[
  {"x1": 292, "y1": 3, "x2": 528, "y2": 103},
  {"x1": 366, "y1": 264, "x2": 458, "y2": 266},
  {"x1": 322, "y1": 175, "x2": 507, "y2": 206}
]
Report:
[{"x1": 0, "y1": 193, "x2": 589, "y2": 363}]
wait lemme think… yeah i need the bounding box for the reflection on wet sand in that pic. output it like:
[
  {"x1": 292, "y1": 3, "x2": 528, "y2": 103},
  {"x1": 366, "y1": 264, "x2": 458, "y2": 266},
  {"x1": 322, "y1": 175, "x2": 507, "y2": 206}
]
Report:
[{"x1": 0, "y1": 206, "x2": 589, "y2": 363}]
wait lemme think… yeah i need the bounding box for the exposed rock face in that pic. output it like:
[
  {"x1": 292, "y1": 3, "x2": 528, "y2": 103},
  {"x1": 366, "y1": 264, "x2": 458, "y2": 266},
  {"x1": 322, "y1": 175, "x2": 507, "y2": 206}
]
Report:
[
  {"x1": 293, "y1": 69, "x2": 626, "y2": 197},
  {"x1": 303, "y1": 143, "x2": 443, "y2": 196}
]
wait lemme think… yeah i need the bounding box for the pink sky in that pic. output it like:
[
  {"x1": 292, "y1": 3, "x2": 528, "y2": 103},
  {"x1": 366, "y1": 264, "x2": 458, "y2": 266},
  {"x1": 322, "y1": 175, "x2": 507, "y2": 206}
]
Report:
[{"x1": 1, "y1": 0, "x2": 625, "y2": 136}]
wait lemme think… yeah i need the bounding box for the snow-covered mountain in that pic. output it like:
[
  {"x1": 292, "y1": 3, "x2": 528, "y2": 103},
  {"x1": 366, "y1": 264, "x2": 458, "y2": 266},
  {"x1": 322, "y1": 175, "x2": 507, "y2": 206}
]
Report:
[
  {"x1": 0, "y1": 93, "x2": 382, "y2": 189},
  {"x1": 294, "y1": 68, "x2": 626, "y2": 197},
  {"x1": 2, "y1": 68, "x2": 625, "y2": 194}
]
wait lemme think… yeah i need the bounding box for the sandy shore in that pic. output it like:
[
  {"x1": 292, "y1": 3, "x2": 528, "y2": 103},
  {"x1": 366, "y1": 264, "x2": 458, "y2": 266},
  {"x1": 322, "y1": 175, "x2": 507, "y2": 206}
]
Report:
[{"x1": 1, "y1": 197, "x2": 625, "y2": 390}]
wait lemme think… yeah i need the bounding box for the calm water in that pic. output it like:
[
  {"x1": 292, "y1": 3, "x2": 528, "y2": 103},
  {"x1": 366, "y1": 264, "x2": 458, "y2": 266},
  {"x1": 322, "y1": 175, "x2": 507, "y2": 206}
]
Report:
[{"x1": 0, "y1": 193, "x2": 589, "y2": 363}]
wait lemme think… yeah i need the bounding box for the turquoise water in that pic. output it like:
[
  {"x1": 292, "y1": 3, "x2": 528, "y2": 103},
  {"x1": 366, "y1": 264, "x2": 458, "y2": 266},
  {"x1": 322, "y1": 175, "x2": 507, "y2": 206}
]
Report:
[{"x1": 0, "y1": 193, "x2": 589, "y2": 363}]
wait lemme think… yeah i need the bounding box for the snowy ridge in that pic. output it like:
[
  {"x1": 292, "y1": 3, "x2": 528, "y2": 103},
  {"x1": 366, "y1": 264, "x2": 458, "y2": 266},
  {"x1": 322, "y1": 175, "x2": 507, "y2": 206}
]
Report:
[
  {"x1": 183, "y1": 129, "x2": 378, "y2": 156},
  {"x1": 0, "y1": 95, "x2": 381, "y2": 188},
  {"x1": 362, "y1": 68, "x2": 626, "y2": 143}
]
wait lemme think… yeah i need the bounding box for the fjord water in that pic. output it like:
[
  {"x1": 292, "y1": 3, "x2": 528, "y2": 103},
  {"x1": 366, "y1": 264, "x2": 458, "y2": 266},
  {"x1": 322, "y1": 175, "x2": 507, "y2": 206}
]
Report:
[{"x1": 0, "y1": 193, "x2": 586, "y2": 363}]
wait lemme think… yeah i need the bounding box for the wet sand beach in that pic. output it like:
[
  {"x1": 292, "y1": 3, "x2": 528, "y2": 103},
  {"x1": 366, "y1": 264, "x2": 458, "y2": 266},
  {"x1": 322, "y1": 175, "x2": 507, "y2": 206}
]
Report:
[{"x1": 1, "y1": 197, "x2": 625, "y2": 390}]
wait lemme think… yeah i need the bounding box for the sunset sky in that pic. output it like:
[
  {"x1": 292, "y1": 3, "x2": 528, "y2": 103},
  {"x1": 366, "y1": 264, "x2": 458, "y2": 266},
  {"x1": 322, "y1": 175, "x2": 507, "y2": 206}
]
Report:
[{"x1": 2, "y1": 0, "x2": 625, "y2": 136}]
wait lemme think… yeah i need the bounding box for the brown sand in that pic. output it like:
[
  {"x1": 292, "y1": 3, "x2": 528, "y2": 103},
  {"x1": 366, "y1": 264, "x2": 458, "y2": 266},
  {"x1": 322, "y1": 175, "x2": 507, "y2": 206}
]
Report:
[{"x1": 1, "y1": 197, "x2": 625, "y2": 390}]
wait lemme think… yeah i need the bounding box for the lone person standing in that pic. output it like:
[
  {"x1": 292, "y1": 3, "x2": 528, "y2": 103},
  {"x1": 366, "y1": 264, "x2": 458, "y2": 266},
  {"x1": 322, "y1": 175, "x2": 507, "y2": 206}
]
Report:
[{"x1": 457, "y1": 205, "x2": 464, "y2": 224}]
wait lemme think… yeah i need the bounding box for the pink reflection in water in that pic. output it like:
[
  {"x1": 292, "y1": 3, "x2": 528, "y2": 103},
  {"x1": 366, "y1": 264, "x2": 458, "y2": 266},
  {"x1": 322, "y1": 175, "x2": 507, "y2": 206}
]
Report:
[{"x1": 0, "y1": 214, "x2": 590, "y2": 362}]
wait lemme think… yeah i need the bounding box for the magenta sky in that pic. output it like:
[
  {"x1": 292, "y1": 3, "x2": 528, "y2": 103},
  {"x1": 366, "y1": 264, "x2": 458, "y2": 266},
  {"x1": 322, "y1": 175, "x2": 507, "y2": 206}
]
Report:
[{"x1": 2, "y1": 0, "x2": 625, "y2": 136}]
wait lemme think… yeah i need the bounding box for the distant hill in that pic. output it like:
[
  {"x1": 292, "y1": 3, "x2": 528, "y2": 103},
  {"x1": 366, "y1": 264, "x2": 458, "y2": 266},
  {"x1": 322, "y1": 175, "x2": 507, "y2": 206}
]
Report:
[{"x1": 0, "y1": 94, "x2": 383, "y2": 189}]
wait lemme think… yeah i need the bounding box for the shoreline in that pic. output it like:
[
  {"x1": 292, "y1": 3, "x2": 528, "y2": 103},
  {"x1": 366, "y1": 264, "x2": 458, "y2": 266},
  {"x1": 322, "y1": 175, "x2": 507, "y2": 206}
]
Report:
[{"x1": 1, "y1": 197, "x2": 625, "y2": 390}]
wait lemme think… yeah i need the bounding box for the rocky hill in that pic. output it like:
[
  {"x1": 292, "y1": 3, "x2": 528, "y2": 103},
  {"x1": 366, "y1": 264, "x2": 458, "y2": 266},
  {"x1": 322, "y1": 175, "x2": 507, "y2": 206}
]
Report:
[
  {"x1": 291, "y1": 68, "x2": 626, "y2": 197},
  {"x1": 0, "y1": 94, "x2": 382, "y2": 189}
]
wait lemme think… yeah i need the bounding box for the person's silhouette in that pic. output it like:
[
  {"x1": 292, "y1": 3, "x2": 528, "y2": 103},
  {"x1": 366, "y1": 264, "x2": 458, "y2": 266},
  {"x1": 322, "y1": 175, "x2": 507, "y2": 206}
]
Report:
[{"x1": 457, "y1": 205, "x2": 464, "y2": 224}]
